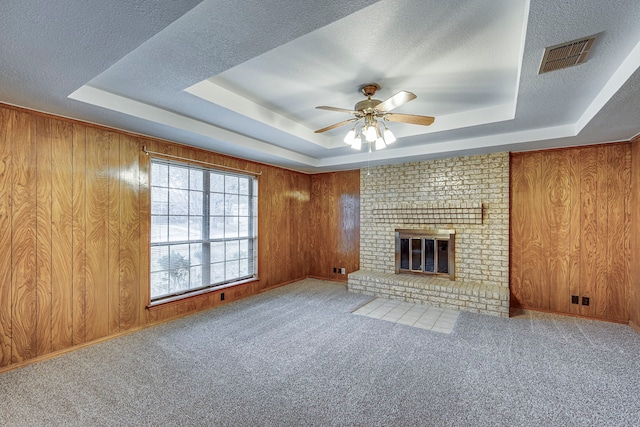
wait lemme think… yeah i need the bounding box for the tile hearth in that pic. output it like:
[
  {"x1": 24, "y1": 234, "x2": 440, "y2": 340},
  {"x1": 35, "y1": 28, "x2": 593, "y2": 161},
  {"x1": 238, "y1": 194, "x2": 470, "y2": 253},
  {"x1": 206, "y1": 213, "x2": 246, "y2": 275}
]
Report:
[{"x1": 353, "y1": 297, "x2": 460, "y2": 334}]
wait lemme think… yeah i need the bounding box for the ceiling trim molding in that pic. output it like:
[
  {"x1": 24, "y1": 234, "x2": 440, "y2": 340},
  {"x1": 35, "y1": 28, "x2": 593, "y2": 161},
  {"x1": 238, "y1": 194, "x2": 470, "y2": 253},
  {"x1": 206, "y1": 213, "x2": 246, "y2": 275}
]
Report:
[
  {"x1": 184, "y1": 79, "x2": 337, "y2": 149},
  {"x1": 68, "y1": 85, "x2": 320, "y2": 167},
  {"x1": 576, "y1": 38, "x2": 640, "y2": 133},
  {"x1": 316, "y1": 123, "x2": 577, "y2": 168}
]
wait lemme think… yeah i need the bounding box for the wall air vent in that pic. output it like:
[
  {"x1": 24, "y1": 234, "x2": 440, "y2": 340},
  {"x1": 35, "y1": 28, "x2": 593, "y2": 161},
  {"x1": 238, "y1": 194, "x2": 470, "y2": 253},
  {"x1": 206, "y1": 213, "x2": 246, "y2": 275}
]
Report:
[{"x1": 538, "y1": 35, "x2": 596, "y2": 74}]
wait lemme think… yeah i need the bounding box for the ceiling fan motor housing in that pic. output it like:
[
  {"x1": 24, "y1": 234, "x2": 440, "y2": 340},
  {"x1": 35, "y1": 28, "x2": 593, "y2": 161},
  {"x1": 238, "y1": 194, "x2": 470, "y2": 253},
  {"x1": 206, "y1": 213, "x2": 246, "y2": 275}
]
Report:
[{"x1": 355, "y1": 98, "x2": 382, "y2": 112}]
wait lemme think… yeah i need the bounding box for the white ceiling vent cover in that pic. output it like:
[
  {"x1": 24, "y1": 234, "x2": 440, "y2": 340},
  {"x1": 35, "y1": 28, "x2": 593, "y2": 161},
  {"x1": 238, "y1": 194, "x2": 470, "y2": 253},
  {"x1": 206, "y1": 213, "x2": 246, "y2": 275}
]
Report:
[{"x1": 539, "y1": 36, "x2": 596, "y2": 74}]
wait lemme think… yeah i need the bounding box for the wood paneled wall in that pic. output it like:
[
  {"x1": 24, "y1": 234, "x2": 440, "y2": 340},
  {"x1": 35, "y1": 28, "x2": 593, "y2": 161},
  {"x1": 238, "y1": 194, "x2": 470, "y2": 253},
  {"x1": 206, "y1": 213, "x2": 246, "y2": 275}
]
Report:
[
  {"x1": 309, "y1": 171, "x2": 360, "y2": 281},
  {"x1": 0, "y1": 104, "x2": 360, "y2": 370},
  {"x1": 630, "y1": 139, "x2": 640, "y2": 333},
  {"x1": 510, "y1": 144, "x2": 631, "y2": 322}
]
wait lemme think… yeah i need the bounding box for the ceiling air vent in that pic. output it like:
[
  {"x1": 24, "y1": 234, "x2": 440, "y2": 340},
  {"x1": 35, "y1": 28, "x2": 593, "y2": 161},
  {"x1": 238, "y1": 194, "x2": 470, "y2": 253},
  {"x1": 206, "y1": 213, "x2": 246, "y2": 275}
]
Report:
[{"x1": 538, "y1": 35, "x2": 596, "y2": 74}]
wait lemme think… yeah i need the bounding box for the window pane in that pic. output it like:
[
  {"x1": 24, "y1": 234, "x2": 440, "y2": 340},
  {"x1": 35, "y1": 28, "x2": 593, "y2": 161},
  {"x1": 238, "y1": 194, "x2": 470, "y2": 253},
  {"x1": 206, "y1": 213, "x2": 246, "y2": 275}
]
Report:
[
  {"x1": 225, "y1": 217, "x2": 238, "y2": 238},
  {"x1": 210, "y1": 217, "x2": 224, "y2": 239},
  {"x1": 189, "y1": 216, "x2": 202, "y2": 240},
  {"x1": 238, "y1": 195, "x2": 249, "y2": 216},
  {"x1": 239, "y1": 239, "x2": 249, "y2": 258},
  {"x1": 225, "y1": 194, "x2": 238, "y2": 216},
  {"x1": 151, "y1": 271, "x2": 169, "y2": 298},
  {"x1": 239, "y1": 177, "x2": 249, "y2": 195},
  {"x1": 211, "y1": 242, "x2": 225, "y2": 263},
  {"x1": 190, "y1": 266, "x2": 202, "y2": 288},
  {"x1": 151, "y1": 187, "x2": 168, "y2": 215},
  {"x1": 189, "y1": 191, "x2": 203, "y2": 215},
  {"x1": 168, "y1": 245, "x2": 190, "y2": 293},
  {"x1": 151, "y1": 216, "x2": 168, "y2": 243},
  {"x1": 169, "y1": 216, "x2": 189, "y2": 242},
  {"x1": 226, "y1": 260, "x2": 240, "y2": 280},
  {"x1": 226, "y1": 241, "x2": 240, "y2": 260},
  {"x1": 150, "y1": 159, "x2": 257, "y2": 302},
  {"x1": 169, "y1": 165, "x2": 189, "y2": 189},
  {"x1": 152, "y1": 162, "x2": 168, "y2": 187},
  {"x1": 239, "y1": 258, "x2": 249, "y2": 277},
  {"x1": 190, "y1": 169, "x2": 203, "y2": 191},
  {"x1": 169, "y1": 189, "x2": 189, "y2": 215},
  {"x1": 210, "y1": 193, "x2": 224, "y2": 216},
  {"x1": 225, "y1": 175, "x2": 239, "y2": 194},
  {"x1": 150, "y1": 246, "x2": 169, "y2": 272},
  {"x1": 210, "y1": 173, "x2": 224, "y2": 192},
  {"x1": 190, "y1": 243, "x2": 203, "y2": 266},
  {"x1": 238, "y1": 217, "x2": 249, "y2": 237},
  {"x1": 211, "y1": 262, "x2": 225, "y2": 283}
]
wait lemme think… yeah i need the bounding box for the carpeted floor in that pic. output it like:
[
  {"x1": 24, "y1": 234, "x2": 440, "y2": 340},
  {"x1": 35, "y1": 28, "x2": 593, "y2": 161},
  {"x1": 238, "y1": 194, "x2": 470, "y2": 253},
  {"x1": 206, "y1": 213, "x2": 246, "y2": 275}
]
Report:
[{"x1": 1, "y1": 278, "x2": 639, "y2": 426}]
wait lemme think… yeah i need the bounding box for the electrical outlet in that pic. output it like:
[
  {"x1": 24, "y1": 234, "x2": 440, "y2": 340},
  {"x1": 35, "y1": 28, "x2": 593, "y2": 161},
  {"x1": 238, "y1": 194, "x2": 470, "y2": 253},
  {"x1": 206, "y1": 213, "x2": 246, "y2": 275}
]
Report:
[
  {"x1": 571, "y1": 295, "x2": 579, "y2": 304},
  {"x1": 582, "y1": 296, "x2": 589, "y2": 306},
  {"x1": 220, "y1": 292, "x2": 225, "y2": 301},
  {"x1": 340, "y1": 268, "x2": 346, "y2": 274}
]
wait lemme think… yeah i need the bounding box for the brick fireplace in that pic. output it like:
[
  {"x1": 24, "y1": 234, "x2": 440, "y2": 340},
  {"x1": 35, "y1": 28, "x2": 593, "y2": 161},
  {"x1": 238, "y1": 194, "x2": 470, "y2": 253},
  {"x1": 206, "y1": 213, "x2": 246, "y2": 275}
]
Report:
[{"x1": 347, "y1": 153, "x2": 510, "y2": 317}]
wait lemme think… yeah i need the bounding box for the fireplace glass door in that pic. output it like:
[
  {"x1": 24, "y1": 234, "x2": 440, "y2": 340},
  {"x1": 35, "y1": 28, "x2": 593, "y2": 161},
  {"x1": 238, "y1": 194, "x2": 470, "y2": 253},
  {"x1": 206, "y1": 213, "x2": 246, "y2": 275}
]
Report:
[{"x1": 395, "y1": 230, "x2": 455, "y2": 280}]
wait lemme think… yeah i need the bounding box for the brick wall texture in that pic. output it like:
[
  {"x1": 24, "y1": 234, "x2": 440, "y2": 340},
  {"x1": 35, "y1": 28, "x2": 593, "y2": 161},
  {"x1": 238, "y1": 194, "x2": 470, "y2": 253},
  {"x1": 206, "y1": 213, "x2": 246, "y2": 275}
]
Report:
[{"x1": 359, "y1": 152, "x2": 509, "y2": 288}]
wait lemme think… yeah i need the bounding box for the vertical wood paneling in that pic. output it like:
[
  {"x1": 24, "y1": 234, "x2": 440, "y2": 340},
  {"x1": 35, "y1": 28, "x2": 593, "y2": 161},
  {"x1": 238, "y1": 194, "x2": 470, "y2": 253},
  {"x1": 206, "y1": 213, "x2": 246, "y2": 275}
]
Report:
[
  {"x1": 119, "y1": 135, "x2": 140, "y2": 331},
  {"x1": 11, "y1": 111, "x2": 38, "y2": 363},
  {"x1": 35, "y1": 115, "x2": 53, "y2": 356},
  {"x1": 630, "y1": 140, "x2": 640, "y2": 330},
  {"x1": 72, "y1": 124, "x2": 86, "y2": 345},
  {"x1": 579, "y1": 147, "x2": 598, "y2": 317},
  {"x1": 85, "y1": 127, "x2": 111, "y2": 342},
  {"x1": 520, "y1": 152, "x2": 545, "y2": 308},
  {"x1": 51, "y1": 119, "x2": 74, "y2": 350},
  {"x1": 546, "y1": 151, "x2": 571, "y2": 313},
  {"x1": 511, "y1": 144, "x2": 631, "y2": 322},
  {"x1": 0, "y1": 108, "x2": 13, "y2": 366},
  {"x1": 591, "y1": 146, "x2": 609, "y2": 318},
  {"x1": 309, "y1": 171, "x2": 360, "y2": 281},
  {"x1": 108, "y1": 134, "x2": 120, "y2": 335},
  {"x1": 339, "y1": 171, "x2": 360, "y2": 273},
  {"x1": 606, "y1": 144, "x2": 629, "y2": 321},
  {"x1": 0, "y1": 103, "x2": 358, "y2": 370},
  {"x1": 509, "y1": 154, "x2": 524, "y2": 308},
  {"x1": 567, "y1": 149, "x2": 581, "y2": 315}
]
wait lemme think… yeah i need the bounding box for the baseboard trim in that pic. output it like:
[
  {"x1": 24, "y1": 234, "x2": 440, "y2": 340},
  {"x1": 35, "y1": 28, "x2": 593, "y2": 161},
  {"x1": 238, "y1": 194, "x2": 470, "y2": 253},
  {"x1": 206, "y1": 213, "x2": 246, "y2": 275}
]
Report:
[{"x1": 510, "y1": 306, "x2": 629, "y2": 325}]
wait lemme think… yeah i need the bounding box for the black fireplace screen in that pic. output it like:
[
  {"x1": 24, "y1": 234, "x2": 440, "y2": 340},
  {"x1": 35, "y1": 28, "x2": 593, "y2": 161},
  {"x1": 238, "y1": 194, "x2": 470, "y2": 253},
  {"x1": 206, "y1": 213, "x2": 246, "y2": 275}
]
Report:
[{"x1": 396, "y1": 230, "x2": 455, "y2": 280}]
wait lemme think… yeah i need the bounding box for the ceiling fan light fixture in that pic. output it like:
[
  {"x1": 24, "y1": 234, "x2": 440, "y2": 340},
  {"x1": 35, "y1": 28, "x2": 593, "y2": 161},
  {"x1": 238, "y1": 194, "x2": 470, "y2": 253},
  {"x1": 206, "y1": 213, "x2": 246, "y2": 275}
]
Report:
[
  {"x1": 351, "y1": 135, "x2": 362, "y2": 150},
  {"x1": 383, "y1": 125, "x2": 396, "y2": 144},
  {"x1": 365, "y1": 125, "x2": 377, "y2": 142},
  {"x1": 315, "y1": 83, "x2": 434, "y2": 152},
  {"x1": 343, "y1": 127, "x2": 356, "y2": 145}
]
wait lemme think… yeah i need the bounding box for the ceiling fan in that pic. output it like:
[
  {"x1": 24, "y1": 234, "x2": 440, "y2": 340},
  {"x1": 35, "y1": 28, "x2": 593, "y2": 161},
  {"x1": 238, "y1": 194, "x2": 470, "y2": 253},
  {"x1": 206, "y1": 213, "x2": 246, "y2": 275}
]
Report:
[{"x1": 314, "y1": 83, "x2": 435, "y2": 150}]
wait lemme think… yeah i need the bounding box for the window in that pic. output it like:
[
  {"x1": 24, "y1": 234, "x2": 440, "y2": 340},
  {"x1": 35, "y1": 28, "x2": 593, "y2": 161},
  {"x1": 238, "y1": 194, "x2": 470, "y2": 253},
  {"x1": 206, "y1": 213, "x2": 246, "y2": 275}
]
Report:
[{"x1": 150, "y1": 159, "x2": 258, "y2": 302}]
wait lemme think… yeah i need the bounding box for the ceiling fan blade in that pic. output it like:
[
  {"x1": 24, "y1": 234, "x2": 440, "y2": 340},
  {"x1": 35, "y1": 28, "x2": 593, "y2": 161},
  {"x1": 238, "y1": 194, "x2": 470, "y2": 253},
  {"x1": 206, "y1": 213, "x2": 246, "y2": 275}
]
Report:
[
  {"x1": 385, "y1": 113, "x2": 435, "y2": 126},
  {"x1": 316, "y1": 106, "x2": 359, "y2": 115},
  {"x1": 374, "y1": 91, "x2": 417, "y2": 113},
  {"x1": 315, "y1": 118, "x2": 358, "y2": 133}
]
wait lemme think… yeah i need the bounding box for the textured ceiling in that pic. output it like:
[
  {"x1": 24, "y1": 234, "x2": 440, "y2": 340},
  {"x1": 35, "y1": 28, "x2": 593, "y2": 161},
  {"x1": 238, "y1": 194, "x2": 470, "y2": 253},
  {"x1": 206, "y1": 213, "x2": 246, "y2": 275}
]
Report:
[{"x1": 2, "y1": 0, "x2": 640, "y2": 173}]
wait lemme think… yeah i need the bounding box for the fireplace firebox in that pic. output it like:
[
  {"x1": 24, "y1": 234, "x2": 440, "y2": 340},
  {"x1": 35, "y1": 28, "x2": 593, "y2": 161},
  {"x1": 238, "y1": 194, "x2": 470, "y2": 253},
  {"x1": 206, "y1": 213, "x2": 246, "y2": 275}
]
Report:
[{"x1": 395, "y1": 229, "x2": 455, "y2": 280}]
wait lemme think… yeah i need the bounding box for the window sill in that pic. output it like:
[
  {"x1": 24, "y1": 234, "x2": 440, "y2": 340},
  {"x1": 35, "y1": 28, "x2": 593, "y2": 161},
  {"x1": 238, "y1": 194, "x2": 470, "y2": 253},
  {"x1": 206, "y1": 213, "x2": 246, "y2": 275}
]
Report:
[{"x1": 146, "y1": 277, "x2": 260, "y2": 311}]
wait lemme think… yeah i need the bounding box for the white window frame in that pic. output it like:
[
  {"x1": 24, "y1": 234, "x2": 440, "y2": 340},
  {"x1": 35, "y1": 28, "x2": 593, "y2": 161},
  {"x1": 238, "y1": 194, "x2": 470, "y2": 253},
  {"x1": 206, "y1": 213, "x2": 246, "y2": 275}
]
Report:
[{"x1": 149, "y1": 158, "x2": 258, "y2": 304}]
